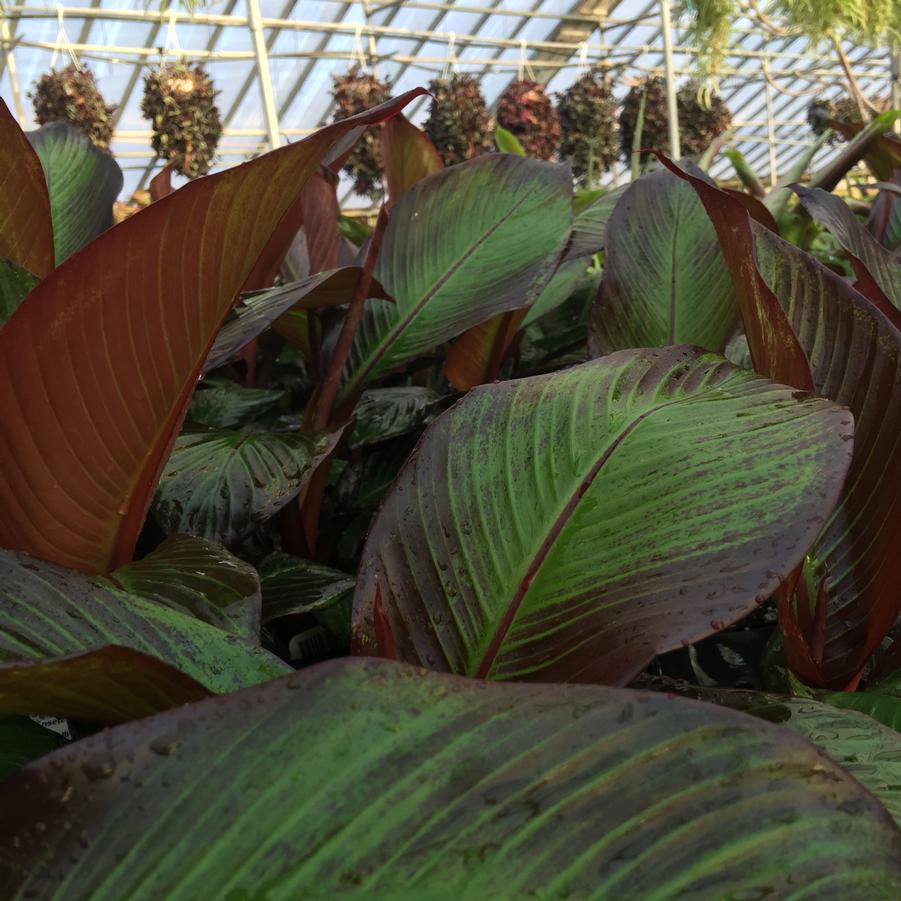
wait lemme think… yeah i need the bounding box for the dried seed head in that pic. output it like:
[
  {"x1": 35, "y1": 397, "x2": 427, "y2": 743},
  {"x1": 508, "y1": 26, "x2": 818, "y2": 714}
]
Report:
[
  {"x1": 423, "y1": 74, "x2": 493, "y2": 167},
  {"x1": 556, "y1": 71, "x2": 618, "y2": 185},
  {"x1": 141, "y1": 62, "x2": 222, "y2": 179},
  {"x1": 331, "y1": 66, "x2": 392, "y2": 199},
  {"x1": 496, "y1": 80, "x2": 561, "y2": 161},
  {"x1": 30, "y1": 65, "x2": 116, "y2": 152}
]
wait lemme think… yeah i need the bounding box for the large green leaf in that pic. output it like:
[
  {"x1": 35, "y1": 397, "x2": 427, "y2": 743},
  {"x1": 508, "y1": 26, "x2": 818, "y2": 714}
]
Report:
[
  {"x1": 153, "y1": 428, "x2": 339, "y2": 546},
  {"x1": 353, "y1": 346, "x2": 853, "y2": 684},
  {"x1": 0, "y1": 90, "x2": 423, "y2": 575},
  {"x1": 2, "y1": 658, "x2": 898, "y2": 898},
  {"x1": 108, "y1": 534, "x2": 262, "y2": 639},
  {"x1": 336, "y1": 154, "x2": 572, "y2": 405},
  {"x1": 27, "y1": 122, "x2": 123, "y2": 265},
  {"x1": 0, "y1": 717, "x2": 63, "y2": 784},
  {"x1": 0, "y1": 259, "x2": 38, "y2": 326},
  {"x1": 0, "y1": 99, "x2": 53, "y2": 278},
  {"x1": 589, "y1": 168, "x2": 737, "y2": 355},
  {"x1": 0, "y1": 549, "x2": 288, "y2": 700},
  {"x1": 794, "y1": 184, "x2": 901, "y2": 315}
]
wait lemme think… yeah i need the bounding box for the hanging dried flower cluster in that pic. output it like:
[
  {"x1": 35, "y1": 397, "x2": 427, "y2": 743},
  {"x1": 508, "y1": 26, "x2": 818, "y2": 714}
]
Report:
[
  {"x1": 808, "y1": 94, "x2": 890, "y2": 139},
  {"x1": 496, "y1": 80, "x2": 561, "y2": 161},
  {"x1": 556, "y1": 71, "x2": 618, "y2": 185},
  {"x1": 619, "y1": 76, "x2": 670, "y2": 160},
  {"x1": 141, "y1": 62, "x2": 222, "y2": 179},
  {"x1": 423, "y1": 74, "x2": 493, "y2": 167},
  {"x1": 677, "y1": 80, "x2": 733, "y2": 155},
  {"x1": 619, "y1": 76, "x2": 733, "y2": 159},
  {"x1": 30, "y1": 66, "x2": 116, "y2": 152},
  {"x1": 331, "y1": 66, "x2": 392, "y2": 198}
]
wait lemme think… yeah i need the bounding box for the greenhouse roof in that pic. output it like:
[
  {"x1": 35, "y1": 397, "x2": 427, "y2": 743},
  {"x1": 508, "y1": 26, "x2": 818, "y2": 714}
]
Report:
[{"x1": 1, "y1": 1, "x2": 896, "y2": 202}]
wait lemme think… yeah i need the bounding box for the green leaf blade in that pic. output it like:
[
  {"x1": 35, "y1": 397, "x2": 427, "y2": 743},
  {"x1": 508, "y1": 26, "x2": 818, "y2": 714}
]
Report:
[
  {"x1": 27, "y1": 122, "x2": 123, "y2": 265},
  {"x1": 0, "y1": 550, "x2": 288, "y2": 702},
  {"x1": 153, "y1": 428, "x2": 339, "y2": 547},
  {"x1": 589, "y1": 168, "x2": 738, "y2": 355},
  {"x1": 109, "y1": 534, "x2": 262, "y2": 640},
  {"x1": 337, "y1": 154, "x2": 572, "y2": 403},
  {"x1": 353, "y1": 346, "x2": 853, "y2": 684},
  {"x1": 1, "y1": 659, "x2": 898, "y2": 898},
  {"x1": 0, "y1": 259, "x2": 38, "y2": 326}
]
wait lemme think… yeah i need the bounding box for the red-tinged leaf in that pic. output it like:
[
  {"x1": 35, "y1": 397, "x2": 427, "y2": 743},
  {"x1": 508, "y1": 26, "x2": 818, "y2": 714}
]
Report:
[
  {"x1": 868, "y1": 170, "x2": 901, "y2": 250},
  {"x1": 299, "y1": 168, "x2": 339, "y2": 273},
  {"x1": 0, "y1": 89, "x2": 425, "y2": 575},
  {"x1": 238, "y1": 170, "x2": 338, "y2": 315},
  {"x1": 149, "y1": 162, "x2": 176, "y2": 203},
  {"x1": 654, "y1": 152, "x2": 813, "y2": 392},
  {"x1": 749, "y1": 225, "x2": 901, "y2": 687},
  {"x1": 372, "y1": 578, "x2": 396, "y2": 660},
  {"x1": 794, "y1": 184, "x2": 901, "y2": 317},
  {"x1": 776, "y1": 572, "x2": 827, "y2": 685},
  {"x1": 445, "y1": 309, "x2": 527, "y2": 391},
  {"x1": 821, "y1": 113, "x2": 901, "y2": 182},
  {"x1": 240, "y1": 192, "x2": 306, "y2": 294},
  {"x1": 721, "y1": 187, "x2": 779, "y2": 233},
  {"x1": 675, "y1": 168, "x2": 901, "y2": 686},
  {"x1": 0, "y1": 99, "x2": 53, "y2": 278},
  {"x1": 381, "y1": 114, "x2": 443, "y2": 204},
  {"x1": 354, "y1": 347, "x2": 852, "y2": 685},
  {"x1": 0, "y1": 646, "x2": 211, "y2": 726}
]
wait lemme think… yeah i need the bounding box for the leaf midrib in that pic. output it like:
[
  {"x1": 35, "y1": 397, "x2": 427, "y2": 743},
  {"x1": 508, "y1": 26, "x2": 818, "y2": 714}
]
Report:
[
  {"x1": 473, "y1": 394, "x2": 688, "y2": 678},
  {"x1": 340, "y1": 190, "x2": 534, "y2": 399}
]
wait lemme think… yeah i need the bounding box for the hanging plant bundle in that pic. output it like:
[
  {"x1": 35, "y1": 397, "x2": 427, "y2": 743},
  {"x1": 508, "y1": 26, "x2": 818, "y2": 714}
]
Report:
[
  {"x1": 619, "y1": 76, "x2": 670, "y2": 160},
  {"x1": 677, "y1": 80, "x2": 733, "y2": 155},
  {"x1": 331, "y1": 66, "x2": 392, "y2": 198},
  {"x1": 619, "y1": 76, "x2": 732, "y2": 159},
  {"x1": 808, "y1": 95, "x2": 890, "y2": 139},
  {"x1": 423, "y1": 74, "x2": 493, "y2": 167},
  {"x1": 496, "y1": 80, "x2": 561, "y2": 161},
  {"x1": 556, "y1": 71, "x2": 618, "y2": 185},
  {"x1": 30, "y1": 65, "x2": 116, "y2": 151},
  {"x1": 141, "y1": 62, "x2": 222, "y2": 179}
]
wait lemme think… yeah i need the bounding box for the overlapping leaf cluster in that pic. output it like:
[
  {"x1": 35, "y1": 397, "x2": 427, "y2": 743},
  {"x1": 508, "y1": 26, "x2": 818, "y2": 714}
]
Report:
[{"x1": 0, "y1": 88, "x2": 900, "y2": 897}]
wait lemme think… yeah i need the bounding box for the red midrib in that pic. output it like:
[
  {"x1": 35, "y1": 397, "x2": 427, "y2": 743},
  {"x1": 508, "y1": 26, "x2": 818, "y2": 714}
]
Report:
[{"x1": 473, "y1": 401, "x2": 673, "y2": 678}]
